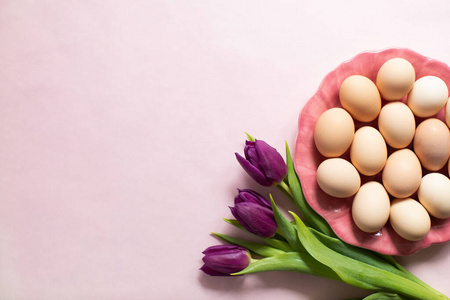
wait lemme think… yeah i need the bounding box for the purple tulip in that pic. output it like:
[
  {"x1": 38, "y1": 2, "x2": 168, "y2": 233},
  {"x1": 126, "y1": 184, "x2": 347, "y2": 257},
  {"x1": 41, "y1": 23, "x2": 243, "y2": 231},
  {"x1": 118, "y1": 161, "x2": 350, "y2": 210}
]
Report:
[
  {"x1": 235, "y1": 140, "x2": 287, "y2": 187},
  {"x1": 200, "y1": 245, "x2": 251, "y2": 276},
  {"x1": 230, "y1": 189, "x2": 277, "y2": 238}
]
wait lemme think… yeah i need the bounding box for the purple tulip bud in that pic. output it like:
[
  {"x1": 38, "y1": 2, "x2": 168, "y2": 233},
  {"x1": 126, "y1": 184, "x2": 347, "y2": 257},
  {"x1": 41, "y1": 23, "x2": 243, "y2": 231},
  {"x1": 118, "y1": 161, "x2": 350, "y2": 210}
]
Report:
[
  {"x1": 230, "y1": 189, "x2": 277, "y2": 238},
  {"x1": 234, "y1": 189, "x2": 272, "y2": 209},
  {"x1": 200, "y1": 245, "x2": 251, "y2": 276},
  {"x1": 235, "y1": 140, "x2": 287, "y2": 187}
]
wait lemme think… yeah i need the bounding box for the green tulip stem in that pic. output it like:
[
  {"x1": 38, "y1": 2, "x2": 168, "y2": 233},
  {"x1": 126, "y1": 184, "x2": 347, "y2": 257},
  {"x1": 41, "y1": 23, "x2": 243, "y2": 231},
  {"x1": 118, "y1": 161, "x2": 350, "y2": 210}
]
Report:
[{"x1": 277, "y1": 180, "x2": 293, "y2": 198}]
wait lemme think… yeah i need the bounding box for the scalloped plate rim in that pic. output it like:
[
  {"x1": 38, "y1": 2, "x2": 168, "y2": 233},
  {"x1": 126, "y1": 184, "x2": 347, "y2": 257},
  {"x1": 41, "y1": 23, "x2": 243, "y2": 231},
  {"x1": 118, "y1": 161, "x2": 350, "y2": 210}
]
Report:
[{"x1": 294, "y1": 47, "x2": 450, "y2": 256}]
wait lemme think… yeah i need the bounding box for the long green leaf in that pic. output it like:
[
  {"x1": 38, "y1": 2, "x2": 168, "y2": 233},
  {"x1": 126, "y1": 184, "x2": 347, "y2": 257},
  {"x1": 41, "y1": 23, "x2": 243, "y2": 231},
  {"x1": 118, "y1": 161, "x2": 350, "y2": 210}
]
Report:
[
  {"x1": 212, "y1": 232, "x2": 285, "y2": 257},
  {"x1": 290, "y1": 212, "x2": 446, "y2": 300},
  {"x1": 284, "y1": 142, "x2": 334, "y2": 236},
  {"x1": 233, "y1": 251, "x2": 341, "y2": 282},
  {"x1": 346, "y1": 292, "x2": 407, "y2": 300},
  {"x1": 262, "y1": 237, "x2": 294, "y2": 252},
  {"x1": 309, "y1": 228, "x2": 408, "y2": 279},
  {"x1": 382, "y1": 255, "x2": 445, "y2": 295},
  {"x1": 309, "y1": 227, "x2": 442, "y2": 294},
  {"x1": 223, "y1": 218, "x2": 294, "y2": 252},
  {"x1": 270, "y1": 195, "x2": 304, "y2": 252},
  {"x1": 360, "y1": 292, "x2": 407, "y2": 300}
]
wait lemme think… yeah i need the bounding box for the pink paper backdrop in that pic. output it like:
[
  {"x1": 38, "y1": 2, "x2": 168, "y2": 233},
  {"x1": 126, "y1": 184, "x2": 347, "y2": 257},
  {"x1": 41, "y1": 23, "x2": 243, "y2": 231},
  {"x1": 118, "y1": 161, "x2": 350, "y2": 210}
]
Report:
[{"x1": 1, "y1": 1, "x2": 449, "y2": 299}]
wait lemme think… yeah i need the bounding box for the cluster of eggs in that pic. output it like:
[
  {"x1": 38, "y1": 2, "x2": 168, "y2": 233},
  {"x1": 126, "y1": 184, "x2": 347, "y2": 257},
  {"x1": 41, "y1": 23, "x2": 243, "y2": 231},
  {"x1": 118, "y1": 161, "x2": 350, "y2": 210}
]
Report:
[{"x1": 314, "y1": 58, "x2": 450, "y2": 241}]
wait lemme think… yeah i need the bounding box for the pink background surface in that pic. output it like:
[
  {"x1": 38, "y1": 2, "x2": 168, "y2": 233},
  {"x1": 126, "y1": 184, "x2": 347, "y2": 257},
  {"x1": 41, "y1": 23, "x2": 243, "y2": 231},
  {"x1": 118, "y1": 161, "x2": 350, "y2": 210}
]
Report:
[{"x1": 1, "y1": 1, "x2": 450, "y2": 299}]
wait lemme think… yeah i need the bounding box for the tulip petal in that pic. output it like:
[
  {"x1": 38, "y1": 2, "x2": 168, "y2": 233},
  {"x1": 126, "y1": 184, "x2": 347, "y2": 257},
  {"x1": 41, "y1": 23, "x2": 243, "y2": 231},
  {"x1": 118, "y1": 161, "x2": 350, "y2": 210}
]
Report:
[
  {"x1": 244, "y1": 141, "x2": 259, "y2": 166},
  {"x1": 202, "y1": 244, "x2": 242, "y2": 255},
  {"x1": 201, "y1": 245, "x2": 251, "y2": 275},
  {"x1": 234, "y1": 202, "x2": 277, "y2": 238},
  {"x1": 229, "y1": 206, "x2": 251, "y2": 233},
  {"x1": 200, "y1": 265, "x2": 229, "y2": 276},
  {"x1": 235, "y1": 153, "x2": 271, "y2": 186},
  {"x1": 234, "y1": 189, "x2": 271, "y2": 209},
  {"x1": 254, "y1": 140, "x2": 287, "y2": 184}
]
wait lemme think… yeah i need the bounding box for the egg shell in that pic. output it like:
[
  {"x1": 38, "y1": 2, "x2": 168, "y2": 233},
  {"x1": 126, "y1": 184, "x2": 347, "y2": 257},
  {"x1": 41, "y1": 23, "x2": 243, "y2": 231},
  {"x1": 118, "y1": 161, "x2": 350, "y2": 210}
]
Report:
[
  {"x1": 413, "y1": 118, "x2": 450, "y2": 171},
  {"x1": 376, "y1": 58, "x2": 415, "y2": 101},
  {"x1": 339, "y1": 75, "x2": 381, "y2": 122},
  {"x1": 407, "y1": 76, "x2": 448, "y2": 117},
  {"x1": 314, "y1": 108, "x2": 355, "y2": 157},
  {"x1": 350, "y1": 126, "x2": 387, "y2": 176},
  {"x1": 418, "y1": 173, "x2": 450, "y2": 219},
  {"x1": 390, "y1": 198, "x2": 431, "y2": 241},
  {"x1": 382, "y1": 149, "x2": 422, "y2": 198},
  {"x1": 352, "y1": 181, "x2": 390, "y2": 233},
  {"x1": 446, "y1": 98, "x2": 450, "y2": 128},
  {"x1": 316, "y1": 158, "x2": 361, "y2": 198},
  {"x1": 378, "y1": 102, "x2": 415, "y2": 149}
]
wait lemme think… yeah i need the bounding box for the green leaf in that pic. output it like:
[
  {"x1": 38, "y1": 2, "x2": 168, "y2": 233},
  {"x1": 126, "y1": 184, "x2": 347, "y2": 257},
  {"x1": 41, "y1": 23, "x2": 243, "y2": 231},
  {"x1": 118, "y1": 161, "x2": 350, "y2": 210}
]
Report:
[
  {"x1": 223, "y1": 218, "x2": 294, "y2": 252},
  {"x1": 381, "y1": 256, "x2": 445, "y2": 295},
  {"x1": 269, "y1": 195, "x2": 304, "y2": 252},
  {"x1": 309, "y1": 228, "x2": 444, "y2": 296},
  {"x1": 284, "y1": 142, "x2": 335, "y2": 236},
  {"x1": 262, "y1": 237, "x2": 294, "y2": 252},
  {"x1": 245, "y1": 132, "x2": 255, "y2": 141},
  {"x1": 362, "y1": 292, "x2": 407, "y2": 300},
  {"x1": 347, "y1": 292, "x2": 407, "y2": 300},
  {"x1": 233, "y1": 251, "x2": 341, "y2": 282},
  {"x1": 223, "y1": 218, "x2": 245, "y2": 230},
  {"x1": 290, "y1": 212, "x2": 445, "y2": 300},
  {"x1": 212, "y1": 232, "x2": 285, "y2": 257},
  {"x1": 309, "y1": 228, "x2": 408, "y2": 279}
]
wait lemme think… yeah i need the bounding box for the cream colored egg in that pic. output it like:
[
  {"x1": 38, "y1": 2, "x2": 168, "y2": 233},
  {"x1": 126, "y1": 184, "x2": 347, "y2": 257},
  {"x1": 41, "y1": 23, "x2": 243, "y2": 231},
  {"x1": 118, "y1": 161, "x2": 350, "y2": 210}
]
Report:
[
  {"x1": 316, "y1": 158, "x2": 361, "y2": 198},
  {"x1": 314, "y1": 108, "x2": 355, "y2": 157},
  {"x1": 339, "y1": 75, "x2": 382, "y2": 122},
  {"x1": 407, "y1": 76, "x2": 448, "y2": 117},
  {"x1": 413, "y1": 118, "x2": 450, "y2": 171},
  {"x1": 352, "y1": 181, "x2": 390, "y2": 233},
  {"x1": 376, "y1": 58, "x2": 415, "y2": 101},
  {"x1": 446, "y1": 98, "x2": 450, "y2": 128},
  {"x1": 350, "y1": 126, "x2": 387, "y2": 176},
  {"x1": 378, "y1": 102, "x2": 415, "y2": 148},
  {"x1": 390, "y1": 198, "x2": 431, "y2": 241},
  {"x1": 418, "y1": 173, "x2": 450, "y2": 219},
  {"x1": 382, "y1": 149, "x2": 422, "y2": 198}
]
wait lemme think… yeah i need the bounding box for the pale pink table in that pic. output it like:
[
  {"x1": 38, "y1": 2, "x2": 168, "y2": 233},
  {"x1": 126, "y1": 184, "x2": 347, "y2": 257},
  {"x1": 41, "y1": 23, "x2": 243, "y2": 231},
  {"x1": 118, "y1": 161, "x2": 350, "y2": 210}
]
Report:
[{"x1": 1, "y1": 1, "x2": 449, "y2": 299}]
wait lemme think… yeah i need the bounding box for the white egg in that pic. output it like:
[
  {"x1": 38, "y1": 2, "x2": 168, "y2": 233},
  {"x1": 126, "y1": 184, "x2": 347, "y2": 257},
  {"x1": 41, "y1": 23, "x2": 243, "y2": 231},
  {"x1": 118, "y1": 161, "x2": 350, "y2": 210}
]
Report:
[
  {"x1": 413, "y1": 118, "x2": 450, "y2": 171},
  {"x1": 314, "y1": 108, "x2": 355, "y2": 157},
  {"x1": 339, "y1": 75, "x2": 381, "y2": 122},
  {"x1": 352, "y1": 181, "x2": 390, "y2": 233},
  {"x1": 446, "y1": 97, "x2": 450, "y2": 128},
  {"x1": 407, "y1": 76, "x2": 448, "y2": 117},
  {"x1": 316, "y1": 158, "x2": 361, "y2": 198},
  {"x1": 376, "y1": 58, "x2": 415, "y2": 101},
  {"x1": 350, "y1": 126, "x2": 387, "y2": 176},
  {"x1": 390, "y1": 198, "x2": 431, "y2": 241},
  {"x1": 418, "y1": 173, "x2": 450, "y2": 219},
  {"x1": 382, "y1": 149, "x2": 422, "y2": 198},
  {"x1": 378, "y1": 102, "x2": 415, "y2": 149}
]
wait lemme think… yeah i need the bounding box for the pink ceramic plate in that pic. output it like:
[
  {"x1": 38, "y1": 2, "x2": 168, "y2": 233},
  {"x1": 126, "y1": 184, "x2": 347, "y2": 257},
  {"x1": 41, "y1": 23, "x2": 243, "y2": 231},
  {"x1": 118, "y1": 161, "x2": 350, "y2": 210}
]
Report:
[{"x1": 294, "y1": 48, "x2": 450, "y2": 256}]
